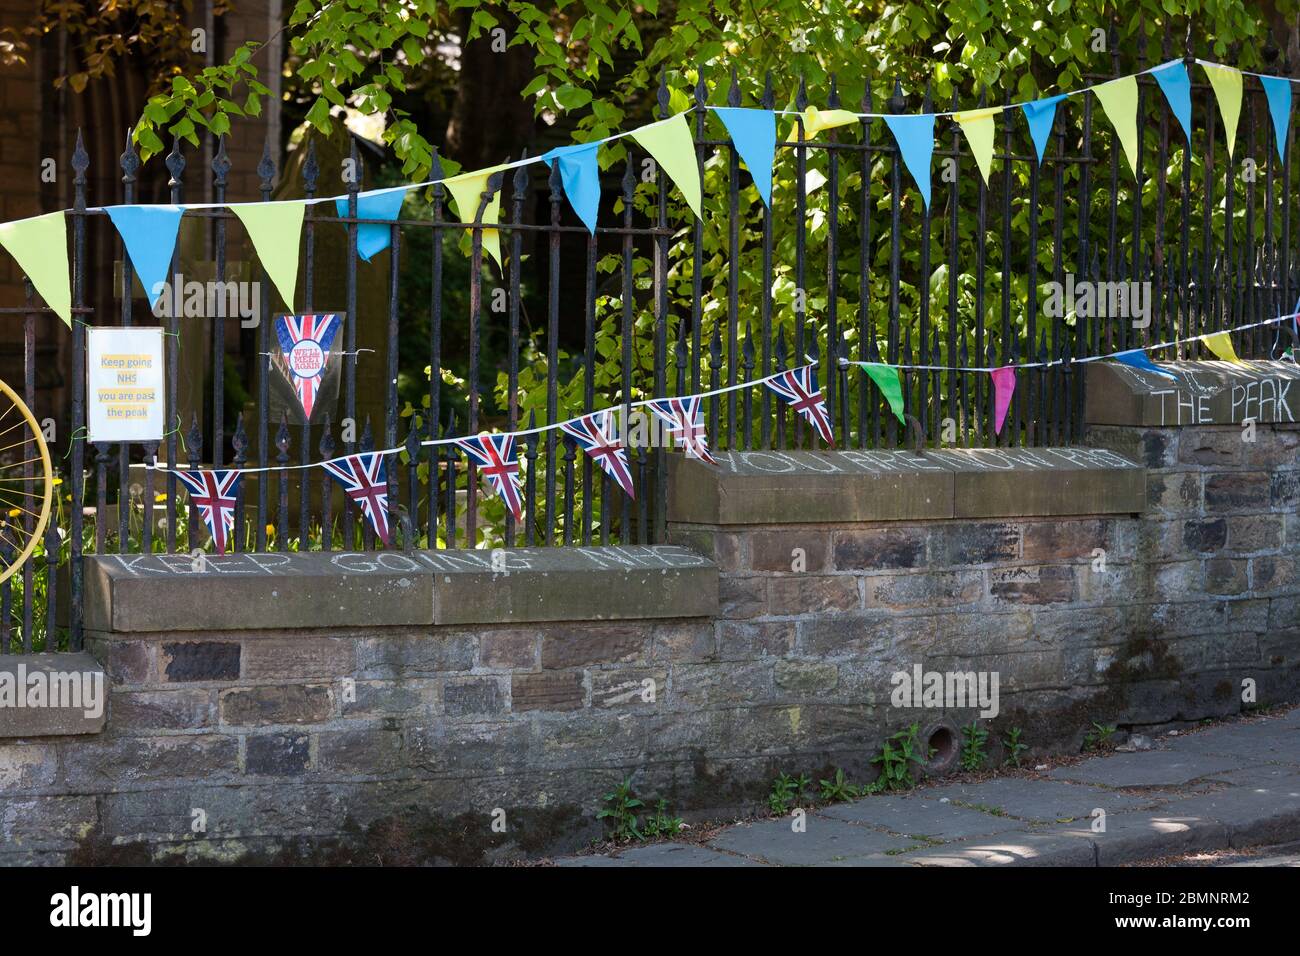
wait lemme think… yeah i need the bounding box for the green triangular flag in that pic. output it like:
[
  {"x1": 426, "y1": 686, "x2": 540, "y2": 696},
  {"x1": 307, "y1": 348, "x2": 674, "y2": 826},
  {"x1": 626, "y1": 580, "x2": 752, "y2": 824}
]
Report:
[
  {"x1": 1201, "y1": 63, "x2": 1243, "y2": 159},
  {"x1": 861, "y1": 362, "x2": 906, "y2": 425},
  {"x1": 444, "y1": 166, "x2": 504, "y2": 270},
  {"x1": 631, "y1": 113, "x2": 702, "y2": 219},
  {"x1": 230, "y1": 201, "x2": 305, "y2": 310},
  {"x1": 1093, "y1": 76, "x2": 1140, "y2": 178},
  {"x1": 0, "y1": 211, "x2": 71, "y2": 326}
]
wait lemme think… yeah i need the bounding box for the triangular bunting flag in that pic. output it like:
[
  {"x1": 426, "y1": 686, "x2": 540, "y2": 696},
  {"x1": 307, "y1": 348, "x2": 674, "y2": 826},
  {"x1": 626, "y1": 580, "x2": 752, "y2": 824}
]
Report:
[
  {"x1": 1202, "y1": 63, "x2": 1243, "y2": 159},
  {"x1": 335, "y1": 187, "x2": 406, "y2": 262},
  {"x1": 647, "y1": 396, "x2": 715, "y2": 464},
  {"x1": 765, "y1": 365, "x2": 834, "y2": 445},
  {"x1": 1150, "y1": 61, "x2": 1193, "y2": 142},
  {"x1": 1093, "y1": 76, "x2": 1140, "y2": 178},
  {"x1": 175, "y1": 469, "x2": 242, "y2": 555},
  {"x1": 321, "y1": 452, "x2": 393, "y2": 545},
  {"x1": 859, "y1": 362, "x2": 906, "y2": 425},
  {"x1": 275, "y1": 313, "x2": 341, "y2": 419},
  {"x1": 714, "y1": 107, "x2": 777, "y2": 207},
  {"x1": 1260, "y1": 75, "x2": 1293, "y2": 162},
  {"x1": 1199, "y1": 331, "x2": 1242, "y2": 364},
  {"x1": 799, "y1": 107, "x2": 860, "y2": 137},
  {"x1": 991, "y1": 366, "x2": 1017, "y2": 435},
  {"x1": 0, "y1": 211, "x2": 72, "y2": 326},
  {"x1": 631, "y1": 113, "x2": 702, "y2": 219},
  {"x1": 560, "y1": 410, "x2": 635, "y2": 498},
  {"x1": 883, "y1": 113, "x2": 936, "y2": 210},
  {"x1": 1019, "y1": 95, "x2": 1067, "y2": 166},
  {"x1": 104, "y1": 204, "x2": 184, "y2": 308},
  {"x1": 229, "y1": 201, "x2": 305, "y2": 310},
  {"x1": 955, "y1": 108, "x2": 1000, "y2": 186},
  {"x1": 444, "y1": 167, "x2": 504, "y2": 270},
  {"x1": 455, "y1": 432, "x2": 524, "y2": 521},
  {"x1": 1112, "y1": 348, "x2": 1178, "y2": 380},
  {"x1": 543, "y1": 142, "x2": 602, "y2": 234}
]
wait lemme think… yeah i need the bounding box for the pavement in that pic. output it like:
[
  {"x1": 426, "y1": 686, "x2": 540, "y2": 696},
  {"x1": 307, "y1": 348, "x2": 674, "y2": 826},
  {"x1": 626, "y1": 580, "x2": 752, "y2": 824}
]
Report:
[{"x1": 555, "y1": 706, "x2": 1300, "y2": 867}]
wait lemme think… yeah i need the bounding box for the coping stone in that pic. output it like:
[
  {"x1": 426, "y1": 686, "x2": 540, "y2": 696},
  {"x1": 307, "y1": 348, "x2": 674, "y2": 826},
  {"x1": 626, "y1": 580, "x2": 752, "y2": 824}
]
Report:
[
  {"x1": 668, "y1": 447, "x2": 1144, "y2": 525},
  {"x1": 1086, "y1": 359, "x2": 1300, "y2": 427},
  {"x1": 82, "y1": 545, "x2": 716, "y2": 634},
  {"x1": 0, "y1": 652, "x2": 106, "y2": 737}
]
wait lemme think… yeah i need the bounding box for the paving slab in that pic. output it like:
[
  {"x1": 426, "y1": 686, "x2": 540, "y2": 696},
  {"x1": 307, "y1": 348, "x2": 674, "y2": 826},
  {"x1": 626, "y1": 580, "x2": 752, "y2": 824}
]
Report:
[
  {"x1": 1050, "y1": 751, "x2": 1245, "y2": 788},
  {"x1": 1089, "y1": 811, "x2": 1229, "y2": 866},
  {"x1": 1158, "y1": 773, "x2": 1300, "y2": 848},
  {"x1": 820, "y1": 794, "x2": 1024, "y2": 841},
  {"x1": 1163, "y1": 721, "x2": 1300, "y2": 767},
  {"x1": 903, "y1": 826, "x2": 1097, "y2": 867},
  {"x1": 922, "y1": 777, "x2": 1152, "y2": 822},
  {"x1": 554, "y1": 843, "x2": 762, "y2": 867},
  {"x1": 707, "y1": 816, "x2": 913, "y2": 865}
]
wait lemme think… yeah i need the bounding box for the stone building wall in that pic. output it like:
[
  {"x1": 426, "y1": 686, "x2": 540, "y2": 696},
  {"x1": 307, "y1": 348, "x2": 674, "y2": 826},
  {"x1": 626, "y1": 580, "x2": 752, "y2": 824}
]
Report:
[{"x1": 1, "y1": 363, "x2": 1297, "y2": 864}]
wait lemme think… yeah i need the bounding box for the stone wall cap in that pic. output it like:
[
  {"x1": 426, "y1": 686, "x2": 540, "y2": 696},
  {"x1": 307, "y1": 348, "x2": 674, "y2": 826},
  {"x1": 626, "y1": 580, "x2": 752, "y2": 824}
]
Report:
[
  {"x1": 1086, "y1": 359, "x2": 1300, "y2": 427},
  {"x1": 669, "y1": 447, "x2": 1144, "y2": 524},
  {"x1": 0, "y1": 652, "x2": 106, "y2": 738},
  {"x1": 82, "y1": 545, "x2": 717, "y2": 634}
]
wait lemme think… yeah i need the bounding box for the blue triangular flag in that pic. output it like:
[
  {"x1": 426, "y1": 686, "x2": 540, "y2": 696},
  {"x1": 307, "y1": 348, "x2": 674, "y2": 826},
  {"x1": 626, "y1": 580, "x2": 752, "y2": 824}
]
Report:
[
  {"x1": 104, "y1": 204, "x2": 185, "y2": 307},
  {"x1": 1112, "y1": 349, "x2": 1178, "y2": 380},
  {"x1": 882, "y1": 113, "x2": 935, "y2": 210},
  {"x1": 1019, "y1": 94, "x2": 1068, "y2": 165},
  {"x1": 713, "y1": 107, "x2": 777, "y2": 207},
  {"x1": 1260, "y1": 75, "x2": 1293, "y2": 162},
  {"x1": 335, "y1": 187, "x2": 406, "y2": 262},
  {"x1": 1150, "y1": 61, "x2": 1193, "y2": 143},
  {"x1": 542, "y1": 142, "x2": 601, "y2": 234}
]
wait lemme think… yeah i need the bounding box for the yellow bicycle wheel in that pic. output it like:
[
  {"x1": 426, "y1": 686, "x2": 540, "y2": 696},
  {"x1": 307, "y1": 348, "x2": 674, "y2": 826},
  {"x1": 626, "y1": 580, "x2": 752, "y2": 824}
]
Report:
[{"x1": 0, "y1": 378, "x2": 53, "y2": 584}]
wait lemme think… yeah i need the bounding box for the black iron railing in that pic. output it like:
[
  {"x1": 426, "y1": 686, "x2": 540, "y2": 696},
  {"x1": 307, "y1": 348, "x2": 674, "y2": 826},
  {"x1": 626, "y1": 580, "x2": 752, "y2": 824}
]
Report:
[{"x1": 2, "y1": 33, "x2": 1298, "y2": 652}]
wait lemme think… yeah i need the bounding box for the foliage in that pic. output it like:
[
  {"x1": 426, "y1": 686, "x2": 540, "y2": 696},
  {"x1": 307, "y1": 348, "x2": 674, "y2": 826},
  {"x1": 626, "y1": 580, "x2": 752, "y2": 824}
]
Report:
[
  {"x1": 767, "y1": 770, "x2": 812, "y2": 813},
  {"x1": 818, "y1": 766, "x2": 862, "y2": 802},
  {"x1": 596, "y1": 777, "x2": 644, "y2": 842},
  {"x1": 867, "y1": 722, "x2": 928, "y2": 792},
  {"x1": 641, "y1": 799, "x2": 684, "y2": 839},
  {"x1": 1083, "y1": 720, "x2": 1120, "y2": 752},
  {"x1": 960, "y1": 720, "x2": 990, "y2": 771},
  {"x1": 1003, "y1": 726, "x2": 1029, "y2": 768}
]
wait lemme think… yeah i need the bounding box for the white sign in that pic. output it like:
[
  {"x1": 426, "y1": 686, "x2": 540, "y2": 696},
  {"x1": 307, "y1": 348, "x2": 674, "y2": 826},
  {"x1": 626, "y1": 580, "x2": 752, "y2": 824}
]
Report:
[{"x1": 87, "y1": 327, "x2": 165, "y2": 442}]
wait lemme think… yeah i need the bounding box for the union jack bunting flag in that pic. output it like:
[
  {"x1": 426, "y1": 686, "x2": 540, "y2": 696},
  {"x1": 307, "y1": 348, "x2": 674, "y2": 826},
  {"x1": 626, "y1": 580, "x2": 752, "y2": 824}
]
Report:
[
  {"x1": 275, "y1": 313, "x2": 340, "y2": 419},
  {"x1": 560, "y1": 410, "x2": 635, "y2": 499},
  {"x1": 321, "y1": 452, "x2": 393, "y2": 545},
  {"x1": 765, "y1": 365, "x2": 835, "y2": 445},
  {"x1": 175, "y1": 469, "x2": 242, "y2": 555},
  {"x1": 647, "y1": 396, "x2": 716, "y2": 465},
  {"x1": 455, "y1": 433, "x2": 524, "y2": 521}
]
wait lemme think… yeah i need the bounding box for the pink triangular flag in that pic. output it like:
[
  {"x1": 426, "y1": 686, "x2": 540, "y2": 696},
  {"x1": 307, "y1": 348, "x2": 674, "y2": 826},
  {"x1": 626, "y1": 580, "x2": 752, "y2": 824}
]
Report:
[{"x1": 991, "y1": 366, "x2": 1016, "y2": 435}]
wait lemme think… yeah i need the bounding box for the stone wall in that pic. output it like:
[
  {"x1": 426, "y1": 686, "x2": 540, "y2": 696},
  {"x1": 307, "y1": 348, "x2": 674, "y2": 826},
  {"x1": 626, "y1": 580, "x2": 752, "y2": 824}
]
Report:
[{"x1": 2, "y1": 370, "x2": 1298, "y2": 864}]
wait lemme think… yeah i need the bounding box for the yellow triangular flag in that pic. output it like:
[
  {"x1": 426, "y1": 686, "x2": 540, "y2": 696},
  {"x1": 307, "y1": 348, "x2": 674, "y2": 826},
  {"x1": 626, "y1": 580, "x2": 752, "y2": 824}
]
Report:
[
  {"x1": 1201, "y1": 63, "x2": 1243, "y2": 159},
  {"x1": 955, "y1": 107, "x2": 1000, "y2": 185},
  {"x1": 1093, "y1": 76, "x2": 1140, "y2": 179},
  {"x1": 229, "y1": 201, "x2": 305, "y2": 310},
  {"x1": 1199, "y1": 331, "x2": 1243, "y2": 364},
  {"x1": 444, "y1": 166, "x2": 504, "y2": 270},
  {"x1": 0, "y1": 211, "x2": 71, "y2": 326},
  {"x1": 631, "y1": 113, "x2": 702, "y2": 219}
]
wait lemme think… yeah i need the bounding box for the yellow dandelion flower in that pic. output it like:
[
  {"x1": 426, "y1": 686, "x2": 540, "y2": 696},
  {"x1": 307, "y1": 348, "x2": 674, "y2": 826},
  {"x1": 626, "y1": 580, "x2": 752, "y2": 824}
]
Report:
[
  {"x1": 266, "y1": 523, "x2": 275, "y2": 537},
  {"x1": 52, "y1": 477, "x2": 62, "y2": 486},
  {"x1": 155, "y1": 493, "x2": 167, "y2": 503},
  {"x1": 6, "y1": 508, "x2": 19, "y2": 518}
]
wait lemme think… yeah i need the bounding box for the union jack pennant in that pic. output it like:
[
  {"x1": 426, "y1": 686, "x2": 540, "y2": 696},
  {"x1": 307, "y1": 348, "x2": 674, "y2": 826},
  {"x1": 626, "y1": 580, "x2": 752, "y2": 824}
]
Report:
[
  {"x1": 175, "y1": 469, "x2": 242, "y2": 555},
  {"x1": 646, "y1": 396, "x2": 716, "y2": 465},
  {"x1": 765, "y1": 365, "x2": 835, "y2": 445},
  {"x1": 321, "y1": 452, "x2": 393, "y2": 545},
  {"x1": 455, "y1": 433, "x2": 524, "y2": 521},
  {"x1": 275, "y1": 313, "x2": 340, "y2": 420},
  {"x1": 560, "y1": 410, "x2": 635, "y2": 499}
]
